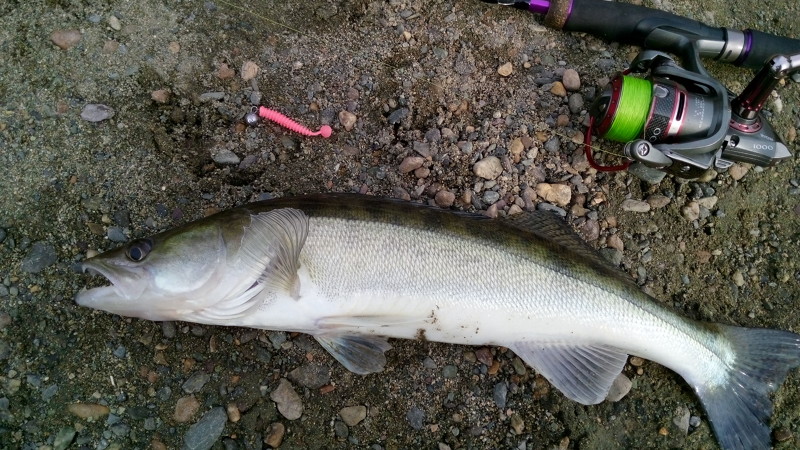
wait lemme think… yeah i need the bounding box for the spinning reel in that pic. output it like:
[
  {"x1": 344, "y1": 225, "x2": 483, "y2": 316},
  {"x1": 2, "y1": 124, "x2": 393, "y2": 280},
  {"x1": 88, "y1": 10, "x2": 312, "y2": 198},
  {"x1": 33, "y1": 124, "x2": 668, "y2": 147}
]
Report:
[{"x1": 588, "y1": 50, "x2": 798, "y2": 177}]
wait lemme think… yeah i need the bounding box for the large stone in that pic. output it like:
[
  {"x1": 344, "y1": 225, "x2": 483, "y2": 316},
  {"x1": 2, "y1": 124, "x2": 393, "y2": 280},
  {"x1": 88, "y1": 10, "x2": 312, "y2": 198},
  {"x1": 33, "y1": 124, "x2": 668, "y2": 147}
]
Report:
[{"x1": 473, "y1": 156, "x2": 503, "y2": 180}]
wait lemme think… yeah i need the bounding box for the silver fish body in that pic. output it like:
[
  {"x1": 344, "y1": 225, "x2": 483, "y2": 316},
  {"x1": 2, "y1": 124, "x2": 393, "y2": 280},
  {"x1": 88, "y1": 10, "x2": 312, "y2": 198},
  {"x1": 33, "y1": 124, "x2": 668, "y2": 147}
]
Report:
[{"x1": 76, "y1": 194, "x2": 800, "y2": 450}]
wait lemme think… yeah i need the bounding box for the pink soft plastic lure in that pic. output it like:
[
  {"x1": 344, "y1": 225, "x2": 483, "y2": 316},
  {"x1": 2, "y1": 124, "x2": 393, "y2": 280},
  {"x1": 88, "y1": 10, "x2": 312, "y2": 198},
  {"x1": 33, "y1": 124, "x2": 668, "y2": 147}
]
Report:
[{"x1": 258, "y1": 106, "x2": 332, "y2": 138}]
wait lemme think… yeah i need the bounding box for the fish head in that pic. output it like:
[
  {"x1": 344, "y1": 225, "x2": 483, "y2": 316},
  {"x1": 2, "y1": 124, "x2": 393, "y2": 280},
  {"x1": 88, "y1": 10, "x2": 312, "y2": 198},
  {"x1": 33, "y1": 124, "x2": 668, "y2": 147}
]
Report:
[{"x1": 76, "y1": 220, "x2": 229, "y2": 321}]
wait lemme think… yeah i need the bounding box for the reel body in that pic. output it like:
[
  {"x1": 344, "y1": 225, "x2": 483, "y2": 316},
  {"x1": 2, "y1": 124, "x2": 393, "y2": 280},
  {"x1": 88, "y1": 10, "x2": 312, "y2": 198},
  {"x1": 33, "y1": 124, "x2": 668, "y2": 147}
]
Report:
[{"x1": 589, "y1": 51, "x2": 792, "y2": 178}]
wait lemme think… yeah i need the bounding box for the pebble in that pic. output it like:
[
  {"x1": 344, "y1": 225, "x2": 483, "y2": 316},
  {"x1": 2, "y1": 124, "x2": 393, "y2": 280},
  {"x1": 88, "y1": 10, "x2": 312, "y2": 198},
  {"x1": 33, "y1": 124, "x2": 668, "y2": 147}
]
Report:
[
  {"x1": 20, "y1": 242, "x2": 57, "y2": 273},
  {"x1": 216, "y1": 63, "x2": 235, "y2": 79},
  {"x1": 728, "y1": 164, "x2": 750, "y2": 181},
  {"x1": 182, "y1": 372, "x2": 211, "y2": 394},
  {"x1": 580, "y1": 219, "x2": 599, "y2": 241},
  {"x1": 474, "y1": 347, "x2": 493, "y2": 366},
  {"x1": 442, "y1": 365, "x2": 458, "y2": 378},
  {"x1": 387, "y1": 108, "x2": 409, "y2": 124},
  {"x1": 226, "y1": 403, "x2": 240, "y2": 423},
  {"x1": 544, "y1": 136, "x2": 561, "y2": 153},
  {"x1": 621, "y1": 199, "x2": 650, "y2": 213},
  {"x1": 406, "y1": 406, "x2": 425, "y2": 430},
  {"x1": 339, "y1": 110, "x2": 357, "y2": 131},
  {"x1": 493, "y1": 382, "x2": 508, "y2": 408},
  {"x1": 50, "y1": 29, "x2": 82, "y2": 49},
  {"x1": 81, "y1": 104, "x2": 115, "y2": 122},
  {"x1": 0, "y1": 228, "x2": 5, "y2": 243},
  {"x1": 265, "y1": 422, "x2": 286, "y2": 448},
  {"x1": 241, "y1": 61, "x2": 260, "y2": 81},
  {"x1": 151, "y1": 89, "x2": 170, "y2": 103},
  {"x1": 673, "y1": 406, "x2": 690, "y2": 435},
  {"x1": 550, "y1": 81, "x2": 567, "y2": 97},
  {"x1": 696, "y1": 196, "x2": 718, "y2": 209},
  {"x1": 732, "y1": 270, "x2": 745, "y2": 287},
  {"x1": 497, "y1": 62, "x2": 513, "y2": 77},
  {"x1": 604, "y1": 373, "x2": 632, "y2": 402},
  {"x1": 483, "y1": 190, "x2": 500, "y2": 205},
  {"x1": 107, "y1": 15, "x2": 122, "y2": 31},
  {"x1": 67, "y1": 403, "x2": 110, "y2": 419},
  {"x1": 288, "y1": 363, "x2": 330, "y2": 390},
  {"x1": 211, "y1": 146, "x2": 240, "y2": 165},
  {"x1": 107, "y1": 227, "x2": 126, "y2": 242},
  {"x1": 339, "y1": 405, "x2": 367, "y2": 426},
  {"x1": 562, "y1": 69, "x2": 581, "y2": 91},
  {"x1": 183, "y1": 407, "x2": 227, "y2": 450},
  {"x1": 510, "y1": 414, "x2": 524, "y2": 434},
  {"x1": 773, "y1": 428, "x2": 793, "y2": 442},
  {"x1": 473, "y1": 156, "x2": 503, "y2": 180},
  {"x1": 399, "y1": 156, "x2": 424, "y2": 174},
  {"x1": 535, "y1": 183, "x2": 571, "y2": 207},
  {"x1": 434, "y1": 190, "x2": 455, "y2": 208},
  {"x1": 199, "y1": 92, "x2": 225, "y2": 102},
  {"x1": 681, "y1": 201, "x2": 700, "y2": 221},
  {"x1": 567, "y1": 93, "x2": 584, "y2": 114},
  {"x1": 112, "y1": 345, "x2": 127, "y2": 358},
  {"x1": 53, "y1": 427, "x2": 76, "y2": 450},
  {"x1": 174, "y1": 396, "x2": 200, "y2": 423},
  {"x1": 646, "y1": 194, "x2": 670, "y2": 209},
  {"x1": 270, "y1": 378, "x2": 303, "y2": 420},
  {"x1": 628, "y1": 163, "x2": 666, "y2": 185}
]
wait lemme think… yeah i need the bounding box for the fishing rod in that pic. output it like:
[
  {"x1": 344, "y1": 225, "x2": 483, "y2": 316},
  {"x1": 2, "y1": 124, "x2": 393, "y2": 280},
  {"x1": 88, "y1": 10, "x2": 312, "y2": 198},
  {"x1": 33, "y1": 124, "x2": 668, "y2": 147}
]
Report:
[{"x1": 482, "y1": 0, "x2": 800, "y2": 177}]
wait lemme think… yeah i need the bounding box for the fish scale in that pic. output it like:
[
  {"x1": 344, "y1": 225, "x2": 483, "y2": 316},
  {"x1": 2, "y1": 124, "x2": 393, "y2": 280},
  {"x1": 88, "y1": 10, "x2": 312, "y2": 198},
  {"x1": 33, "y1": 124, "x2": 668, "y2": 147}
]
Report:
[{"x1": 75, "y1": 193, "x2": 800, "y2": 450}]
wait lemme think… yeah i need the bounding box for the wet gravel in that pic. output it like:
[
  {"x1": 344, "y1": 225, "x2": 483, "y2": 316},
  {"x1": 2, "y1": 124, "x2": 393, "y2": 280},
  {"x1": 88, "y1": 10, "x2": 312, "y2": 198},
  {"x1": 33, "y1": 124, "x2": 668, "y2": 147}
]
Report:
[{"x1": 1, "y1": 0, "x2": 800, "y2": 449}]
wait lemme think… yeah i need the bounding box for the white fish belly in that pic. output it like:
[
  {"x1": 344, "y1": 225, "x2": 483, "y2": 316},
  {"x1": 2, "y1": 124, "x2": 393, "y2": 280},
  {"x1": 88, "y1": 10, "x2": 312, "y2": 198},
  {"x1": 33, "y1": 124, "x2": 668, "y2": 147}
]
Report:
[{"x1": 294, "y1": 217, "x2": 722, "y2": 384}]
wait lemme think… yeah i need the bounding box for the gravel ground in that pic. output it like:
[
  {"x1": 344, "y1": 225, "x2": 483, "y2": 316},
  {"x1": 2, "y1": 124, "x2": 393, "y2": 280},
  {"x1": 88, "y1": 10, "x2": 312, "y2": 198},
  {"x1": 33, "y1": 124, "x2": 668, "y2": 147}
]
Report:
[{"x1": 1, "y1": 0, "x2": 800, "y2": 449}]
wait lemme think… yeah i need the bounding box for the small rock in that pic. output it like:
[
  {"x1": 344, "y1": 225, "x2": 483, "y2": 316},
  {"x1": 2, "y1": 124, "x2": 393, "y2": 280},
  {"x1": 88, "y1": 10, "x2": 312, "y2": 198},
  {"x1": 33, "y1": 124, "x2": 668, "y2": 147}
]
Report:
[
  {"x1": 497, "y1": 62, "x2": 513, "y2": 77},
  {"x1": 216, "y1": 63, "x2": 235, "y2": 79},
  {"x1": 544, "y1": 136, "x2": 561, "y2": 153},
  {"x1": 211, "y1": 146, "x2": 240, "y2": 165},
  {"x1": 696, "y1": 196, "x2": 718, "y2": 209},
  {"x1": 67, "y1": 403, "x2": 110, "y2": 419},
  {"x1": 605, "y1": 373, "x2": 632, "y2": 402},
  {"x1": 535, "y1": 183, "x2": 571, "y2": 207},
  {"x1": 339, "y1": 405, "x2": 367, "y2": 426},
  {"x1": 241, "y1": 61, "x2": 260, "y2": 81},
  {"x1": 442, "y1": 365, "x2": 458, "y2": 378},
  {"x1": 399, "y1": 156, "x2": 425, "y2": 174},
  {"x1": 182, "y1": 372, "x2": 211, "y2": 393},
  {"x1": 732, "y1": 270, "x2": 745, "y2": 287},
  {"x1": 621, "y1": 199, "x2": 651, "y2": 213},
  {"x1": 630, "y1": 356, "x2": 644, "y2": 367},
  {"x1": 226, "y1": 403, "x2": 240, "y2": 423},
  {"x1": 510, "y1": 414, "x2": 524, "y2": 435},
  {"x1": 270, "y1": 378, "x2": 303, "y2": 420},
  {"x1": 509, "y1": 138, "x2": 525, "y2": 163},
  {"x1": 493, "y1": 382, "x2": 508, "y2": 408},
  {"x1": 151, "y1": 89, "x2": 170, "y2": 103},
  {"x1": 646, "y1": 194, "x2": 670, "y2": 209},
  {"x1": 21, "y1": 242, "x2": 57, "y2": 273},
  {"x1": 81, "y1": 104, "x2": 115, "y2": 122},
  {"x1": 550, "y1": 81, "x2": 567, "y2": 97},
  {"x1": 107, "y1": 15, "x2": 122, "y2": 30},
  {"x1": 264, "y1": 422, "x2": 286, "y2": 448},
  {"x1": 434, "y1": 190, "x2": 455, "y2": 208},
  {"x1": 628, "y1": 163, "x2": 666, "y2": 185},
  {"x1": 474, "y1": 347, "x2": 493, "y2": 367},
  {"x1": 773, "y1": 428, "x2": 793, "y2": 443},
  {"x1": 406, "y1": 406, "x2": 425, "y2": 430},
  {"x1": 51, "y1": 29, "x2": 82, "y2": 49},
  {"x1": 174, "y1": 396, "x2": 200, "y2": 423},
  {"x1": 339, "y1": 111, "x2": 357, "y2": 131},
  {"x1": 288, "y1": 363, "x2": 330, "y2": 390},
  {"x1": 681, "y1": 201, "x2": 700, "y2": 221},
  {"x1": 183, "y1": 407, "x2": 227, "y2": 450},
  {"x1": 728, "y1": 164, "x2": 750, "y2": 181},
  {"x1": 567, "y1": 93, "x2": 584, "y2": 114},
  {"x1": 483, "y1": 190, "x2": 500, "y2": 205},
  {"x1": 580, "y1": 219, "x2": 599, "y2": 241},
  {"x1": 673, "y1": 406, "x2": 690, "y2": 435},
  {"x1": 387, "y1": 108, "x2": 409, "y2": 124},
  {"x1": 562, "y1": 69, "x2": 581, "y2": 91},
  {"x1": 53, "y1": 427, "x2": 76, "y2": 450},
  {"x1": 107, "y1": 227, "x2": 126, "y2": 243},
  {"x1": 473, "y1": 156, "x2": 503, "y2": 180}
]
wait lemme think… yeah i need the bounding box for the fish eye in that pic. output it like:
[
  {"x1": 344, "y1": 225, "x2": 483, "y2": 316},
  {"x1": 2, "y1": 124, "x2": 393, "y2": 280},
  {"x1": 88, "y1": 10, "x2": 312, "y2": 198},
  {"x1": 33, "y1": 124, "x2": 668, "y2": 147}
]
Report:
[{"x1": 126, "y1": 239, "x2": 153, "y2": 262}]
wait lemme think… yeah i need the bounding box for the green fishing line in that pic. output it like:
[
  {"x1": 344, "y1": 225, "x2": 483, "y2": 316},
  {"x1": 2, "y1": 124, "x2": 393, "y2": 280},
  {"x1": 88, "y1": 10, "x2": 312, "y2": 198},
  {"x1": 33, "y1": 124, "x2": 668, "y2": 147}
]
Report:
[{"x1": 604, "y1": 76, "x2": 652, "y2": 142}]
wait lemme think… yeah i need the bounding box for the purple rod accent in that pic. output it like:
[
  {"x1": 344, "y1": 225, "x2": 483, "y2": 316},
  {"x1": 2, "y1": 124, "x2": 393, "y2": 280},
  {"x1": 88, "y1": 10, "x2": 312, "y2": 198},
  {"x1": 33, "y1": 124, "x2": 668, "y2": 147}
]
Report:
[
  {"x1": 738, "y1": 29, "x2": 754, "y2": 65},
  {"x1": 528, "y1": 0, "x2": 550, "y2": 15}
]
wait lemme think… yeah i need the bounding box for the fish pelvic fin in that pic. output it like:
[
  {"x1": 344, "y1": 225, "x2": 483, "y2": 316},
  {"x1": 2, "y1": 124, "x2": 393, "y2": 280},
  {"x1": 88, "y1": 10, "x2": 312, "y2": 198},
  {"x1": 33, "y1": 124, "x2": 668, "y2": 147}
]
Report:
[
  {"x1": 695, "y1": 326, "x2": 800, "y2": 450},
  {"x1": 511, "y1": 341, "x2": 628, "y2": 405},
  {"x1": 239, "y1": 208, "x2": 308, "y2": 299},
  {"x1": 314, "y1": 333, "x2": 392, "y2": 375}
]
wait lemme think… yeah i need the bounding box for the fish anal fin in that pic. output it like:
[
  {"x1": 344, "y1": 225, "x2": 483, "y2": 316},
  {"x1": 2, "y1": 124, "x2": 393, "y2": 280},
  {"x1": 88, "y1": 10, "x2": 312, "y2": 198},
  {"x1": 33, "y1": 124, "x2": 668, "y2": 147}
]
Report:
[
  {"x1": 314, "y1": 333, "x2": 392, "y2": 375},
  {"x1": 512, "y1": 341, "x2": 628, "y2": 405},
  {"x1": 238, "y1": 208, "x2": 308, "y2": 298}
]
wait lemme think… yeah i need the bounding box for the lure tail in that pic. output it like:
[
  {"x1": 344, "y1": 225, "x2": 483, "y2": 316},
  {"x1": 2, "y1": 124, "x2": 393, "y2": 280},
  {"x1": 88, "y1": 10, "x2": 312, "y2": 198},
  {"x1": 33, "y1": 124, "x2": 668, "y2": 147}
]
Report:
[
  {"x1": 695, "y1": 325, "x2": 800, "y2": 449},
  {"x1": 258, "y1": 106, "x2": 332, "y2": 138}
]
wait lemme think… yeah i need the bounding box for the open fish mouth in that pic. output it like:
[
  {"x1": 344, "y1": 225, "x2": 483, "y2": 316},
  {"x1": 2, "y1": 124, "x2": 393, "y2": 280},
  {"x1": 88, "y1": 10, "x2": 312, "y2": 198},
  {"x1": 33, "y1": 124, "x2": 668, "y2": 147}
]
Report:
[{"x1": 75, "y1": 262, "x2": 126, "y2": 306}]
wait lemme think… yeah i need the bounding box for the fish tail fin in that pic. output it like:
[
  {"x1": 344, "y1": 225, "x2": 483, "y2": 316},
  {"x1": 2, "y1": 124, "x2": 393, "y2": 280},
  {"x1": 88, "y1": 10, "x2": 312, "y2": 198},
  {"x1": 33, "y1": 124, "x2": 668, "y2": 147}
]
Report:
[{"x1": 695, "y1": 325, "x2": 800, "y2": 450}]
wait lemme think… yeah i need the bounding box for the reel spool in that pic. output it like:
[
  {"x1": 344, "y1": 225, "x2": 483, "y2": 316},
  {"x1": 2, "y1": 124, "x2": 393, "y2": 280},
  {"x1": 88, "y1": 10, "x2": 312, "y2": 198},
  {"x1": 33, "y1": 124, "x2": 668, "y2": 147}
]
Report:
[{"x1": 591, "y1": 74, "x2": 719, "y2": 146}]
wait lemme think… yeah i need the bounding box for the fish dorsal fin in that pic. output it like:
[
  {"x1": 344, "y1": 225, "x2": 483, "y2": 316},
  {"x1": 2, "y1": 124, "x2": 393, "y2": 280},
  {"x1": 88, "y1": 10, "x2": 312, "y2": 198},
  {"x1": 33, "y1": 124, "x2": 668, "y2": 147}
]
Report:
[
  {"x1": 238, "y1": 208, "x2": 308, "y2": 298},
  {"x1": 512, "y1": 341, "x2": 628, "y2": 405},
  {"x1": 503, "y1": 211, "x2": 637, "y2": 288},
  {"x1": 314, "y1": 333, "x2": 393, "y2": 375}
]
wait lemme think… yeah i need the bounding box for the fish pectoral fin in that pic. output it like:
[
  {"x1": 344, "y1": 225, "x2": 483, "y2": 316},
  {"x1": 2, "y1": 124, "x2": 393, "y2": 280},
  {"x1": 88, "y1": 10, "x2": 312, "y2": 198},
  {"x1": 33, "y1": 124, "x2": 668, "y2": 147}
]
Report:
[
  {"x1": 238, "y1": 208, "x2": 308, "y2": 298},
  {"x1": 512, "y1": 341, "x2": 628, "y2": 405},
  {"x1": 314, "y1": 333, "x2": 393, "y2": 375}
]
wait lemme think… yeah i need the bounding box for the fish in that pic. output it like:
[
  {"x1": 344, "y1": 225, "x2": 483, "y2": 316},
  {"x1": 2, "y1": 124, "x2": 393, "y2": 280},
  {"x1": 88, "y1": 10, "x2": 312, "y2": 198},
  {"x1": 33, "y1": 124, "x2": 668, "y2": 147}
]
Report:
[{"x1": 75, "y1": 193, "x2": 800, "y2": 450}]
